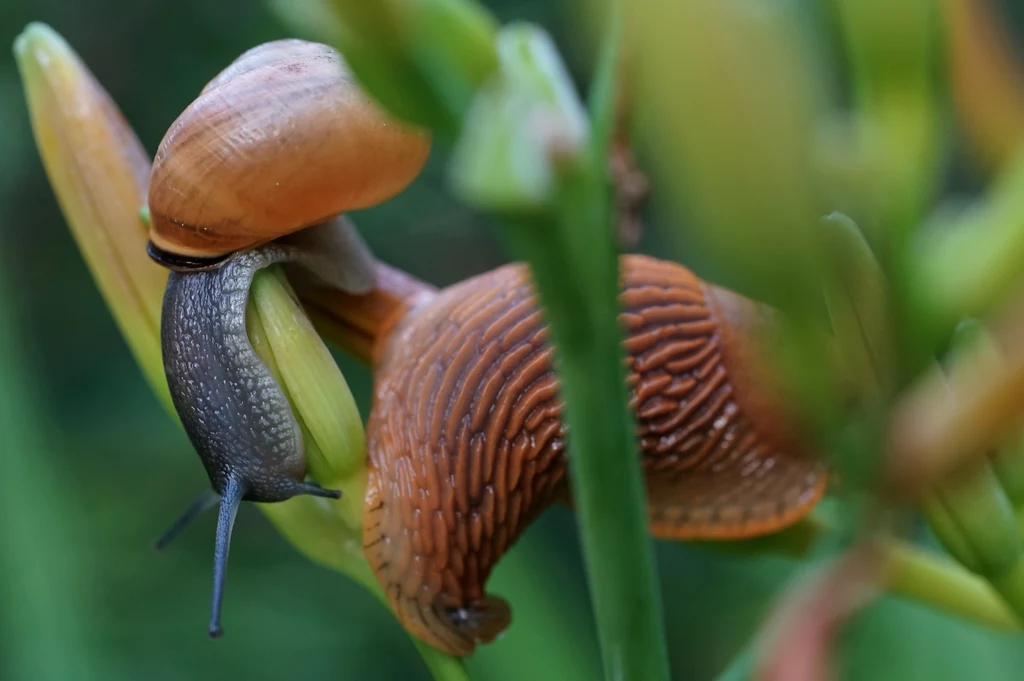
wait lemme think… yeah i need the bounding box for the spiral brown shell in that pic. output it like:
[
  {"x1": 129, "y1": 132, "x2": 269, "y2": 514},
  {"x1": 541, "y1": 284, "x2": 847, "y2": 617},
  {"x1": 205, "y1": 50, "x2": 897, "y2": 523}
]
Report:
[
  {"x1": 363, "y1": 254, "x2": 827, "y2": 655},
  {"x1": 147, "y1": 39, "x2": 430, "y2": 261}
]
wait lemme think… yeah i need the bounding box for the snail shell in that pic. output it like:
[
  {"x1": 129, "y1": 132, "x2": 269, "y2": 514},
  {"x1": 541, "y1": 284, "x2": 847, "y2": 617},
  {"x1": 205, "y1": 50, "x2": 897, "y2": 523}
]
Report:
[
  {"x1": 146, "y1": 38, "x2": 431, "y2": 267},
  {"x1": 362, "y1": 253, "x2": 826, "y2": 655}
]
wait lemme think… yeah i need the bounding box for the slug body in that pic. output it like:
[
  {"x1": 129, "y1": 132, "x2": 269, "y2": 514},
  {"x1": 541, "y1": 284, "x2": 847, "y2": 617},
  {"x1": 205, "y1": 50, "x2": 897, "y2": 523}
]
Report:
[{"x1": 361, "y1": 254, "x2": 827, "y2": 655}]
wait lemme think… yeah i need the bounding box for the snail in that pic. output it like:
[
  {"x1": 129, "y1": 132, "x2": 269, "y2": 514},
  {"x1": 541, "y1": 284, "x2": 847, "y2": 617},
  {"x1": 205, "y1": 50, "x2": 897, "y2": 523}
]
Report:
[
  {"x1": 298, "y1": 255, "x2": 828, "y2": 656},
  {"x1": 144, "y1": 38, "x2": 431, "y2": 637}
]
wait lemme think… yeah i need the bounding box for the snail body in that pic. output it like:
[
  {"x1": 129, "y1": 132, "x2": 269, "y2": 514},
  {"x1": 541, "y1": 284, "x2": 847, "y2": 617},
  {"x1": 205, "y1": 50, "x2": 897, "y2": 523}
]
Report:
[
  {"x1": 146, "y1": 39, "x2": 430, "y2": 637},
  {"x1": 352, "y1": 254, "x2": 826, "y2": 655}
]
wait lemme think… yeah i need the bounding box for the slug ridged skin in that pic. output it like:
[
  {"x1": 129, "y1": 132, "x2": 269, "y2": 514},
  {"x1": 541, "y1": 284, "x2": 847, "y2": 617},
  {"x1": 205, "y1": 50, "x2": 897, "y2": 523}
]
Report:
[{"x1": 364, "y1": 254, "x2": 826, "y2": 655}]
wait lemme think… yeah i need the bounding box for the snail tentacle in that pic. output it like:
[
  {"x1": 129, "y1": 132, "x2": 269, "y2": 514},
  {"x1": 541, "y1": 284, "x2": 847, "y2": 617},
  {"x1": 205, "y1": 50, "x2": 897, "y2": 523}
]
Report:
[
  {"x1": 153, "y1": 488, "x2": 219, "y2": 551},
  {"x1": 287, "y1": 481, "x2": 343, "y2": 499},
  {"x1": 209, "y1": 475, "x2": 245, "y2": 639}
]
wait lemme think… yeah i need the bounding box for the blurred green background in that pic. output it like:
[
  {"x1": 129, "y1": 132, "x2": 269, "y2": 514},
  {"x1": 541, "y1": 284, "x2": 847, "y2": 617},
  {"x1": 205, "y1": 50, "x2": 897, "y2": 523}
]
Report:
[{"x1": 2, "y1": 1, "x2": 1024, "y2": 680}]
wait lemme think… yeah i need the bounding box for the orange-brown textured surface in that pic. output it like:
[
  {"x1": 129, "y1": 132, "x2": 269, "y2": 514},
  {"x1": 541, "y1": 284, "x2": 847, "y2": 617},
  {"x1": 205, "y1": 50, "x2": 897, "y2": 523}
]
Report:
[
  {"x1": 147, "y1": 39, "x2": 430, "y2": 259},
  {"x1": 362, "y1": 253, "x2": 827, "y2": 655},
  {"x1": 298, "y1": 262, "x2": 438, "y2": 367}
]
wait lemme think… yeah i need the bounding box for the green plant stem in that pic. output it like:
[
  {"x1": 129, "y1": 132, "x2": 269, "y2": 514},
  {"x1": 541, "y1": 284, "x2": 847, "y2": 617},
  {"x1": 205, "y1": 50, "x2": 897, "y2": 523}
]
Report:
[
  {"x1": 414, "y1": 641, "x2": 473, "y2": 681},
  {"x1": 505, "y1": 189, "x2": 668, "y2": 681},
  {"x1": 708, "y1": 528, "x2": 1021, "y2": 681},
  {"x1": 496, "y1": 13, "x2": 671, "y2": 681},
  {"x1": 718, "y1": 513, "x2": 1020, "y2": 631},
  {"x1": 359, "y1": 571, "x2": 472, "y2": 681},
  {"x1": 259, "y1": 494, "x2": 472, "y2": 681}
]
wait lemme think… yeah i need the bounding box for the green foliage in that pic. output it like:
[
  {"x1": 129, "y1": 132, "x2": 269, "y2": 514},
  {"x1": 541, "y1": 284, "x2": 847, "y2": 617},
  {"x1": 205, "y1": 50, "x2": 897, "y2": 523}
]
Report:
[{"x1": 8, "y1": 0, "x2": 1024, "y2": 680}]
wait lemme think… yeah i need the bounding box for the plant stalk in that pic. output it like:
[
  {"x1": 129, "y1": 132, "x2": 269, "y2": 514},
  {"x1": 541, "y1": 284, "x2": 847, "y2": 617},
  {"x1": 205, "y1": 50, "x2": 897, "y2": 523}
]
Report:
[{"x1": 495, "y1": 12, "x2": 671, "y2": 681}]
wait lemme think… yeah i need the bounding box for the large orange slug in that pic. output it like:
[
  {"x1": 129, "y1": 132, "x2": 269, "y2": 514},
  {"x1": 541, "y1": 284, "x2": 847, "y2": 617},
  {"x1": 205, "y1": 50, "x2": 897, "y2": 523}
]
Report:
[{"x1": 305, "y1": 254, "x2": 826, "y2": 655}]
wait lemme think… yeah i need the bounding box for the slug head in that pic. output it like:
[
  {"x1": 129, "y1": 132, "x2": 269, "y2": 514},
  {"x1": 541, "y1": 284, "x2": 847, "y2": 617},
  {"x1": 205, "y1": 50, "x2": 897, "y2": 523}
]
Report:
[{"x1": 441, "y1": 596, "x2": 513, "y2": 645}]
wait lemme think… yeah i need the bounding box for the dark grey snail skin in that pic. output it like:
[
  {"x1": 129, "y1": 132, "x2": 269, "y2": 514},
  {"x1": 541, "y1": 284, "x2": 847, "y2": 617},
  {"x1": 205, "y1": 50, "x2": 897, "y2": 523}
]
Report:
[{"x1": 154, "y1": 216, "x2": 376, "y2": 638}]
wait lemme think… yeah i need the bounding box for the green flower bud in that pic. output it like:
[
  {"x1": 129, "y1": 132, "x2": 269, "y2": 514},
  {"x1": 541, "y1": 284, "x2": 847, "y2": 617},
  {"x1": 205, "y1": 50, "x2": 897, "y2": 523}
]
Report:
[
  {"x1": 402, "y1": 0, "x2": 499, "y2": 118},
  {"x1": 333, "y1": 24, "x2": 461, "y2": 134},
  {"x1": 820, "y1": 212, "x2": 893, "y2": 403},
  {"x1": 923, "y1": 463, "x2": 1024, "y2": 623},
  {"x1": 919, "y1": 318, "x2": 1024, "y2": 621},
  {"x1": 449, "y1": 23, "x2": 589, "y2": 212},
  {"x1": 247, "y1": 267, "x2": 368, "y2": 533}
]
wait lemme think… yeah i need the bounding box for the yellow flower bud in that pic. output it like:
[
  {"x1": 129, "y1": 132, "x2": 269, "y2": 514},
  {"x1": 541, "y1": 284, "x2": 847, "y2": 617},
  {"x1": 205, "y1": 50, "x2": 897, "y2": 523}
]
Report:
[{"x1": 14, "y1": 22, "x2": 171, "y2": 410}]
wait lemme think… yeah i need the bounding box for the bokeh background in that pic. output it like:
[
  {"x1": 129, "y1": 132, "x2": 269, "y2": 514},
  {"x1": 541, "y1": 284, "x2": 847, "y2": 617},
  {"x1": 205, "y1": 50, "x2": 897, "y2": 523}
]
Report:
[{"x1": 3, "y1": 1, "x2": 1024, "y2": 680}]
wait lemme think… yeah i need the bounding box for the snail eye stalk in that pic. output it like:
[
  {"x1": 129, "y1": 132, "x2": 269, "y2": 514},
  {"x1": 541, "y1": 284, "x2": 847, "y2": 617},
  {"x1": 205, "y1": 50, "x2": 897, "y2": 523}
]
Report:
[
  {"x1": 208, "y1": 476, "x2": 246, "y2": 639},
  {"x1": 152, "y1": 488, "x2": 219, "y2": 551}
]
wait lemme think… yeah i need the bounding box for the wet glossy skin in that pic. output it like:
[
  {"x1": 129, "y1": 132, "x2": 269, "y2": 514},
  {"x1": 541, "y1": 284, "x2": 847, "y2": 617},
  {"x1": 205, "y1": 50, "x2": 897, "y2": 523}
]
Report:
[{"x1": 361, "y1": 254, "x2": 827, "y2": 655}]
